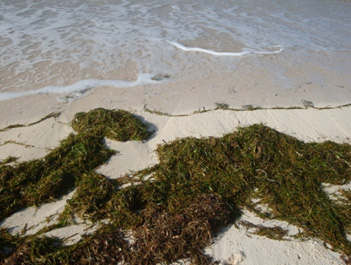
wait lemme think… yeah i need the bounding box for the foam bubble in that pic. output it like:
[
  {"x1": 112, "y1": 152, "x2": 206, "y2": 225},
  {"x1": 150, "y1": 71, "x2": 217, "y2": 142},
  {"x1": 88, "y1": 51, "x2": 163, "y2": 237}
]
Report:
[
  {"x1": 168, "y1": 41, "x2": 284, "y2": 57},
  {"x1": 0, "y1": 73, "x2": 158, "y2": 102}
]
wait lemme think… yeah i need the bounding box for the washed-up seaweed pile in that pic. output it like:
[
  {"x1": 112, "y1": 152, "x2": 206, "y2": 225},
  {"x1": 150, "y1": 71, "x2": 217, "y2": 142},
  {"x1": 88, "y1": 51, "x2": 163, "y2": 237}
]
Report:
[{"x1": 1, "y1": 108, "x2": 351, "y2": 264}]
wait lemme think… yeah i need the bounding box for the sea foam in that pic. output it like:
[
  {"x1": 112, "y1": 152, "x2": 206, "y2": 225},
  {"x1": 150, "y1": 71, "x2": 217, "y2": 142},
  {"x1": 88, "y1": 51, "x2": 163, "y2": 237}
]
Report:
[
  {"x1": 1, "y1": 0, "x2": 351, "y2": 95},
  {"x1": 0, "y1": 74, "x2": 158, "y2": 102},
  {"x1": 168, "y1": 41, "x2": 284, "y2": 57}
]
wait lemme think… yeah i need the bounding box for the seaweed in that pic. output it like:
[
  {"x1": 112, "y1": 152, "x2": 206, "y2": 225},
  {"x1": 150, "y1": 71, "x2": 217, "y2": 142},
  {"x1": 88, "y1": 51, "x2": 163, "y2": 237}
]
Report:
[
  {"x1": 2, "y1": 109, "x2": 351, "y2": 264},
  {"x1": 71, "y1": 108, "x2": 151, "y2": 141},
  {"x1": 215, "y1": 102, "x2": 229, "y2": 110},
  {"x1": 239, "y1": 221, "x2": 289, "y2": 240},
  {"x1": 0, "y1": 108, "x2": 150, "y2": 221},
  {"x1": 128, "y1": 124, "x2": 351, "y2": 256}
]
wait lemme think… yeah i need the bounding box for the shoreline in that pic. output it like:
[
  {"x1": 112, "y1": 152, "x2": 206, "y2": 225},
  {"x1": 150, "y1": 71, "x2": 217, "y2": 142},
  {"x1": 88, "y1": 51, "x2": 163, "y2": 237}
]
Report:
[{"x1": 2, "y1": 0, "x2": 351, "y2": 262}]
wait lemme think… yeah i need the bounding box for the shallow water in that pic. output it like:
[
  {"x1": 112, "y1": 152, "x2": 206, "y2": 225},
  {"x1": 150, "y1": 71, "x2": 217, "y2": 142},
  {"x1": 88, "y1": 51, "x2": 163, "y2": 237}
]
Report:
[{"x1": 0, "y1": 0, "x2": 351, "y2": 103}]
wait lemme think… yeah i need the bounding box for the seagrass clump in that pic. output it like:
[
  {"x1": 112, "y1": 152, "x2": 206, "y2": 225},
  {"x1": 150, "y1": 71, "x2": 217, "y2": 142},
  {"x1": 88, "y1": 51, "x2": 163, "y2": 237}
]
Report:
[
  {"x1": 0, "y1": 108, "x2": 150, "y2": 225},
  {"x1": 2, "y1": 110, "x2": 351, "y2": 264}
]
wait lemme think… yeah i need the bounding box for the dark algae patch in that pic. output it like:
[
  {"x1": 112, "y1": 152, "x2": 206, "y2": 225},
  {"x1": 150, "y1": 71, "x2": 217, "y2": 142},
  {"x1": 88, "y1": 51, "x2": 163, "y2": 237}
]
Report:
[
  {"x1": 0, "y1": 108, "x2": 150, "y2": 221},
  {"x1": 2, "y1": 109, "x2": 351, "y2": 264},
  {"x1": 71, "y1": 108, "x2": 151, "y2": 141},
  {"x1": 0, "y1": 133, "x2": 114, "y2": 221},
  {"x1": 238, "y1": 220, "x2": 289, "y2": 241},
  {"x1": 0, "y1": 108, "x2": 150, "y2": 261}
]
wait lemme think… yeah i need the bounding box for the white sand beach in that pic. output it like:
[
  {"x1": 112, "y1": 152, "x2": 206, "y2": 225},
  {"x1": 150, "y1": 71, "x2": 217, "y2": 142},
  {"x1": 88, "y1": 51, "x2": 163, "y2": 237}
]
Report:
[
  {"x1": 1, "y1": 82, "x2": 351, "y2": 264},
  {"x1": 1, "y1": 0, "x2": 351, "y2": 263}
]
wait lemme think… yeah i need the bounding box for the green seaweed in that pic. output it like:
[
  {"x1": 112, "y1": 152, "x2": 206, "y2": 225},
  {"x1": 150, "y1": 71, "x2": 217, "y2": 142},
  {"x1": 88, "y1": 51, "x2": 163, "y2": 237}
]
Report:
[
  {"x1": 0, "y1": 228, "x2": 22, "y2": 260},
  {"x1": 239, "y1": 221, "x2": 289, "y2": 240},
  {"x1": 215, "y1": 102, "x2": 229, "y2": 110},
  {"x1": 0, "y1": 157, "x2": 18, "y2": 165},
  {"x1": 2, "y1": 109, "x2": 351, "y2": 264},
  {"x1": 129, "y1": 124, "x2": 351, "y2": 256},
  {"x1": 71, "y1": 108, "x2": 151, "y2": 141},
  {"x1": 241, "y1": 104, "x2": 262, "y2": 110},
  {"x1": 0, "y1": 109, "x2": 150, "y2": 221},
  {"x1": 301, "y1": 99, "x2": 314, "y2": 108}
]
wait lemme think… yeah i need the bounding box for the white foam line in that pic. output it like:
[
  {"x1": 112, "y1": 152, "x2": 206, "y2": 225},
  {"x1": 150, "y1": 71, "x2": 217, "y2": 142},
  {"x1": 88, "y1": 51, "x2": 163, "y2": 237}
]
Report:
[
  {"x1": 168, "y1": 41, "x2": 284, "y2": 56},
  {"x1": 0, "y1": 73, "x2": 158, "y2": 102}
]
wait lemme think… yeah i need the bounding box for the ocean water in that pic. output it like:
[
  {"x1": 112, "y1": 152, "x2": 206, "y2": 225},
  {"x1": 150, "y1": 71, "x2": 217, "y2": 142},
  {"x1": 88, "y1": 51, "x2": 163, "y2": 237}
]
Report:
[{"x1": 1, "y1": 0, "x2": 351, "y2": 103}]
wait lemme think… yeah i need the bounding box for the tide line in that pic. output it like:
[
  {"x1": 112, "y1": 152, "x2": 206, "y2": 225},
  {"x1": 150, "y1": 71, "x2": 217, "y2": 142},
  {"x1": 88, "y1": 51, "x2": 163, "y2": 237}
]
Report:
[
  {"x1": 0, "y1": 73, "x2": 158, "y2": 102},
  {"x1": 167, "y1": 41, "x2": 284, "y2": 56}
]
